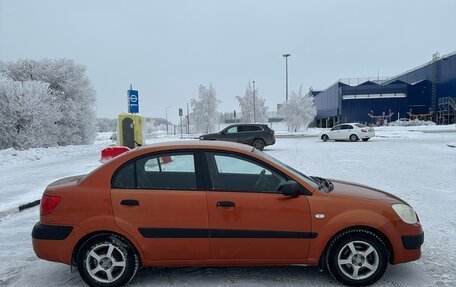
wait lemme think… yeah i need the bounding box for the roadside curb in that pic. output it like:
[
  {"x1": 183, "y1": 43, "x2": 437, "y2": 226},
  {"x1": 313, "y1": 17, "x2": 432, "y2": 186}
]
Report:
[{"x1": 0, "y1": 199, "x2": 40, "y2": 220}]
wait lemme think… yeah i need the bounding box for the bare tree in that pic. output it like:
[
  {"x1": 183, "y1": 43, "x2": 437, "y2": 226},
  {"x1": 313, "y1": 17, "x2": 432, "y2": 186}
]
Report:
[
  {"x1": 236, "y1": 82, "x2": 268, "y2": 123},
  {"x1": 283, "y1": 86, "x2": 316, "y2": 131},
  {"x1": 190, "y1": 84, "x2": 219, "y2": 133},
  {"x1": 0, "y1": 59, "x2": 96, "y2": 147}
]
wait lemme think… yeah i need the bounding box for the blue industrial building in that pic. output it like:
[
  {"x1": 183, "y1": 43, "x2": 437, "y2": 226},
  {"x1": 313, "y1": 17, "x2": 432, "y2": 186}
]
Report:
[{"x1": 312, "y1": 51, "x2": 456, "y2": 127}]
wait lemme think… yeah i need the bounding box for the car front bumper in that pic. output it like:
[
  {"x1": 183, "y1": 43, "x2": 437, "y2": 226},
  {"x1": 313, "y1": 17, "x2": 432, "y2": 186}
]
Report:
[{"x1": 380, "y1": 220, "x2": 424, "y2": 264}]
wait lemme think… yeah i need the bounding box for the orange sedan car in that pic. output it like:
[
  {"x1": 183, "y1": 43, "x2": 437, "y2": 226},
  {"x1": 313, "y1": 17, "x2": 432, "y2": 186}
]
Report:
[{"x1": 32, "y1": 141, "x2": 423, "y2": 286}]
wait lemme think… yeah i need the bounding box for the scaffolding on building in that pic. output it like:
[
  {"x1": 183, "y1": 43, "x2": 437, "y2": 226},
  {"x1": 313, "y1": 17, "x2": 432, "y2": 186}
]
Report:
[
  {"x1": 437, "y1": 97, "x2": 456, "y2": 124},
  {"x1": 368, "y1": 111, "x2": 394, "y2": 126}
]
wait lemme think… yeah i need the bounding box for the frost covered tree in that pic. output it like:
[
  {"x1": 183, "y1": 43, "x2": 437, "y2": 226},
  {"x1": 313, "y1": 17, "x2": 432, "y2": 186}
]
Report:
[
  {"x1": 0, "y1": 59, "x2": 96, "y2": 147},
  {"x1": 0, "y1": 78, "x2": 59, "y2": 149},
  {"x1": 283, "y1": 86, "x2": 317, "y2": 131},
  {"x1": 190, "y1": 84, "x2": 219, "y2": 133},
  {"x1": 236, "y1": 82, "x2": 268, "y2": 123}
]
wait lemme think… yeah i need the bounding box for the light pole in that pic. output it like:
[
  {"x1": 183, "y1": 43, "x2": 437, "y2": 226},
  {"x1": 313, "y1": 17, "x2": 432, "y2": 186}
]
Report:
[
  {"x1": 165, "y1": 106, "x2": 172, "y2": 135},
  {"x1": 282, "y1": 54, "x2": 291, "y2": 102},
  {"x1": 252, "y1": 80, "x2": 256, "y2": 123}
]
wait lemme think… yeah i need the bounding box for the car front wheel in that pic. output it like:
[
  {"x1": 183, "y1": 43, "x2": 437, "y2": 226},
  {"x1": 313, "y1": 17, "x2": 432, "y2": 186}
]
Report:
[
  {"x1": 77, "y1": 234, "x2": 139, "y2": 287},
  {"x1": 326, "y1": 229, "x2": 388, "y2": 286}
]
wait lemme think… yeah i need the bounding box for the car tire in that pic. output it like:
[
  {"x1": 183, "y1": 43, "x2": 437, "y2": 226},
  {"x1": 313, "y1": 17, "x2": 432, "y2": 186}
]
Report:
[
  {"x1": 252, "y1": 139, "x2": 266, "y2": 150},
  {"x1": 325, "y1": 229, "x2": 388, "y2": 286},
  {"x1": 362, "y1": 138, "x2": 370, "y2": 142},
  {"x1": 322, "y1": 135, "x2": 329, "y2": 142},
  {"x1": 350, "y1": 134, "x2": 359, "y2": 142},
  {"x1": 77, "y1": 233, "x2": 139, "y2": 287}
]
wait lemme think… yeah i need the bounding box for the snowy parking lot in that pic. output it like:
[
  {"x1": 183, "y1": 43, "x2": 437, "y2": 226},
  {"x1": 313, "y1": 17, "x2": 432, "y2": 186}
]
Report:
[{"x1": 0, "y1": 127, "x2": 455, "y2": 286}]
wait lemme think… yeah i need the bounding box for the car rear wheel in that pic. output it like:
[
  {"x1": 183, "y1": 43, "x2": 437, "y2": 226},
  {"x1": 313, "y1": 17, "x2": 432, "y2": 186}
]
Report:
[
  {"x1": 362, "y1": 138, "x2": 370, "y2": 142},
  {"x1": 326, "y1": 229, "x2": 388, "y2": 286},
  {"x1": 77, "y1": 234, "x2": 139, "y2": 287},
  {"x1": 322, "y1": 134, "x2": 329, "y2": 142},
  {"x1": 350, "y1": 134, "x2": 359, "y2": 142},
  {"x1": 252, "y1": 139, "x2": 265, "y2": 150}
]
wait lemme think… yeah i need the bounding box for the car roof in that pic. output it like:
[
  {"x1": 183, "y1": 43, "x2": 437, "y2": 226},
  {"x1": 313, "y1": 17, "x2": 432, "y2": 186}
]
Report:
[{"x1": 137, "y1": 140, "x2": 254, "y2": 153}]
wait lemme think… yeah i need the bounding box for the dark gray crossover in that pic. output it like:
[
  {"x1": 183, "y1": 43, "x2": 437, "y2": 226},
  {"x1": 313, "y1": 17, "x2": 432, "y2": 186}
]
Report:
[{"x1": 199, "y1": 124, "x2": 275, "y2": 150}]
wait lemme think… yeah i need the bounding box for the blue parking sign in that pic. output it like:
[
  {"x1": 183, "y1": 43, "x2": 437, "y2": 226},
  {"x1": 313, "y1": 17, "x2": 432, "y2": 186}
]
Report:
[{"x1": 128, "y1": 90, "x2": 139, "y2": 114}]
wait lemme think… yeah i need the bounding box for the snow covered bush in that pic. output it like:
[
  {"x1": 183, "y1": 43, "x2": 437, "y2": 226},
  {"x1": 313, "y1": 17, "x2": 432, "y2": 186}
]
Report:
[
  {"x1": 388, "y1": 119, "x2": 436, "y2": 127},
  {"x1": 0, "y1": 59, "x2": 96, "y2": 149},
  {"x1": 236, "y1": 82, "x2": 268, "y2": 123},
  {"x1": 283, "y1": 86, "x2": 317, "y2": 131},
  {"x1": 190, "y1": 84, "x2": 219, "y2": 133},
  {"x1": 0, "y1": 78, "x2": 59, "y2": 149}
]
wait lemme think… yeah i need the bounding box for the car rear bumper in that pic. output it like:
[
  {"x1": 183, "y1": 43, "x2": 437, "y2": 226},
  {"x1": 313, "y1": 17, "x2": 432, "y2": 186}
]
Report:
[{"x1": 32, "y1": 222, "x2": 83, "y2": 265}]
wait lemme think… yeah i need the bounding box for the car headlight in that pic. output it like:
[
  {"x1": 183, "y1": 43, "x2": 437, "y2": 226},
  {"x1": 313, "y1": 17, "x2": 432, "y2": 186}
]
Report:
[{"x1": 392, "y1": 204, "x2": 418, "y2": 224}]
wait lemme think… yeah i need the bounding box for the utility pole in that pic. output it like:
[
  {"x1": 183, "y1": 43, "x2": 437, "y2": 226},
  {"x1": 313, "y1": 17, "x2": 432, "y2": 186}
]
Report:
[
  {"x1": 186, "y1": 102, "x2": 190, "y2": 134},
  {"x1": 282, "y1": 54, "x2": 291, "y2": 102},
  {"x1": 252, "y1": 80, "x2": 256, "y2": 123},
  {"x1": 165, "y1": 106, "x2": 171, "y2": 135}
]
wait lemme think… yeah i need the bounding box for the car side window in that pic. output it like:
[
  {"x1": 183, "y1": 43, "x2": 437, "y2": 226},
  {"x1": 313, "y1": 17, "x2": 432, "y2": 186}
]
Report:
[
  {"x1": 331, "y1": 126, "x2": 341, "y2": 131},
  {"x1": 112, "y1": 162, "x2": 135, "y2": 188},
  {"x1": 225, "y1": 126, "x2": 238, "y2": 134},
  {"x1": 112, "y1": 153, "x2": 197, "y2": 190},
  {"x1": 136, "y1": 153, "x2": 196, "y2": 189},
  {"x1": 342, "y1": 125, "x2": 353, "y2": 130},
  {"x1": 238, "y1": 125, "x2": 261, "y2": 132},
  {"x1": 206, "y1": 152, "x2": 286, "y2": 193}
]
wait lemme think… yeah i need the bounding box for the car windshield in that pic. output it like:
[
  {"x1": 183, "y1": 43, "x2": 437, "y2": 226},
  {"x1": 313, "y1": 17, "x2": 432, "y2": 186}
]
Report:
[{"x1": 253, "y1": 149, "x2": 319, "y2": 189}]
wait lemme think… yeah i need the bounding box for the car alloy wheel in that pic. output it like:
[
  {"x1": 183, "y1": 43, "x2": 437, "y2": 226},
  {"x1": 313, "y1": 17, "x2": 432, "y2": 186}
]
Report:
[
  {"x1": 78, "y1": 234, "x2": 139, "y2": 287},
  {"x1": 337, "y1": 241, "x2": 379, "y2": 280},
  {"x1": 326, "y1": 229, "x2": 388, "y2": 286},
  {"x1": 350, "y1": 134, "x2": 358, "y2": 142}
]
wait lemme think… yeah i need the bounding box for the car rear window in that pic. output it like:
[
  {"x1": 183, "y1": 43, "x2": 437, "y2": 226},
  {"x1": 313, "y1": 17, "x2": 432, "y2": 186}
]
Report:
[{"x1": 355, "y1": 124, "x2": 368, "y2": 128}]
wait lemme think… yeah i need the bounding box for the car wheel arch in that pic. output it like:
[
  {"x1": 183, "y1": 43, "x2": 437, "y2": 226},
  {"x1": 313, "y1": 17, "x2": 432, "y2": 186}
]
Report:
[{"x1": 71, "y1": 230, "x2": 144, "y2": 267}]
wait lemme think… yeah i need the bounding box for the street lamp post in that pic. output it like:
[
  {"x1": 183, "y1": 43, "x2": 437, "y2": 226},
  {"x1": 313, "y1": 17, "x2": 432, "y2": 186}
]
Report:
[
  {"x1": 282, "y1": 54, "x2": 291, "y2": 102},
  {"x1": 165, "y1": 106, "x2": 172, "y2": 135},
  {"x1": 252, "y1": 80, "x2": 256, "y2": 123}
]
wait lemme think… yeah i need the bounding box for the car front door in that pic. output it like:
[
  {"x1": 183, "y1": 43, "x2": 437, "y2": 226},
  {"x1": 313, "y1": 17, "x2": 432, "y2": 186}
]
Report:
[
  {"x1": 221, "y1": 126, "x2": 239, "y2": 142},
  {"x1": 204, "y1": 151, "x2": 313, "y2": 260},
  {"x1": 111, "y1": 151, "x2": 209, "y2": 261},
  {"x1": 329, "y1": 125, "x2": 342, "y2": 139}
]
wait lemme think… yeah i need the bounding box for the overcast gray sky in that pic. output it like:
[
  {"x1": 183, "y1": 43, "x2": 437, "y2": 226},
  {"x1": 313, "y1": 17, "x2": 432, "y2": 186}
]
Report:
[{"x1": 1, "y1": 0, "x2": 455, "y2": 122}]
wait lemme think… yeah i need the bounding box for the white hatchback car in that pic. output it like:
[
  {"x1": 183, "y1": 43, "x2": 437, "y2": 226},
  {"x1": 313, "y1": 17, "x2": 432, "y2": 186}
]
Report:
[{"x1": 320, "y1": 123, "x2": 375, "y2": 142}]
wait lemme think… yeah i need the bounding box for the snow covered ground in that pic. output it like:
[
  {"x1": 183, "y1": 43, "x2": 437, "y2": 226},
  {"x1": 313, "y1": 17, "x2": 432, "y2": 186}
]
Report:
[{"x1": 0, "y1": 126, "x2": 455, "y2": 286}]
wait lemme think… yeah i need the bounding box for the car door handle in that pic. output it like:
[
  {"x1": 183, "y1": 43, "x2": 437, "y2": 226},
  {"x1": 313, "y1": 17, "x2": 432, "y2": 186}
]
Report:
[
  {"x1": 217, "y1": 201, "x2": 235, "y2": 207},
  {"x1": 121, "y1": 199, "x2": 139, "y2": 206}
]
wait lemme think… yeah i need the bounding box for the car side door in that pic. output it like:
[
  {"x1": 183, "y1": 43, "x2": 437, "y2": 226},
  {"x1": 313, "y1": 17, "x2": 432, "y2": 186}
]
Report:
[
  {"x1": 329, "y1": 125, "x2": 342, "y2": 139},
  {"x1": 220, "y1": 126, "x2": 239, "y2": 142},
  {"x1": 204, "y1": 151, "x2": 313, "y2": 260},
  {"x1": 111, "y1": 151, "x2": 209, "y2": 261},
  {"x1": 340, "y1": 124, "x2": 353, "y2": 140},
  {"x1": 236, "y1": 125, "x2": 258, "y2": 144}
]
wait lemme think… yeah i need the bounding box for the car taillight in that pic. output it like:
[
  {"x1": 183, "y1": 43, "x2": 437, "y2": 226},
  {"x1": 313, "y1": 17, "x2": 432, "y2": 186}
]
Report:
[{"x1": 40, "y1": 195, "x2": 61, "y2": 215}]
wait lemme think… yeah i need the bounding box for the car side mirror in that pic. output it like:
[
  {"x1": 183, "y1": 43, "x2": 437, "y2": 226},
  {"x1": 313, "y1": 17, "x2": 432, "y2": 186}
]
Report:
[{"x1": 277, "y1": 180, "x2": 302, "y2": 197}]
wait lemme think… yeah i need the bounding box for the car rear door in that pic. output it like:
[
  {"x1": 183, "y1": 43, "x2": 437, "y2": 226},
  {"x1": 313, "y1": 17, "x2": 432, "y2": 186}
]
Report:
[
  {"x1": 341, "y1": 124, "x2": 354, "y2": 140},
  {"x1": 111, "y1": 151, "x2": 209, "y2": 261},
  {"x1": 204, "y1": 151, "x2": 313, "y2": 260},
  {"x1": 237, "y1": 125, "x2": 259, "y2": 145}
]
